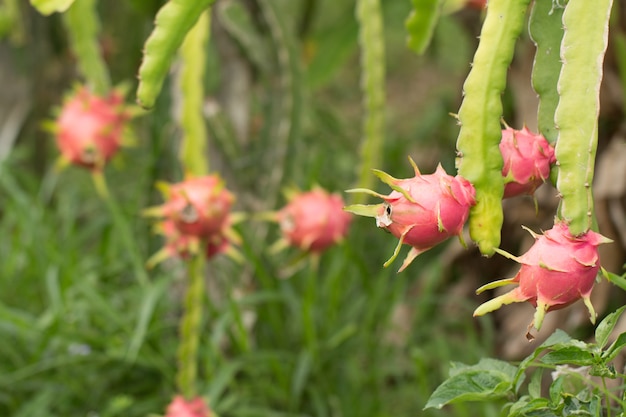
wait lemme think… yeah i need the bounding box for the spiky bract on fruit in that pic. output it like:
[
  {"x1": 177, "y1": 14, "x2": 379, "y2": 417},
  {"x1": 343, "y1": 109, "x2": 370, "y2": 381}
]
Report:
[
  {"x1": 345, "y1": 157, "x2": 476, "y2": 272},
  {"x1": 474, "y1": 221, "x2": 611, "y2": 331}
]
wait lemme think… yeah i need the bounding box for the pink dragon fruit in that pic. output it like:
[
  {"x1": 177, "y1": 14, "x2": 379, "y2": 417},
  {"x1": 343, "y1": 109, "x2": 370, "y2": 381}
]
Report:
[
  {"x1": 275, "y1": 187, "x2": 352, "y2": 253},
  {"x1": 145, "y1": 175, "x2": 234, "y2": 238},
  {"x1": 144, "y1": 175, "x2": 242, "y2": 267},
  {"x1": 499, "y1": 126, "x2": 555, "y2": 198},
  {"x1": 345, "y1": 157, "x2": 476, "y2": 272},
  {"x1": 474, "y1": 221, "x2": 612, "y2": 331},
  {"x1": 165, "y1": 395, "x2": 210, "y2": 417},
  {"x1": 54, "y1": 86, "x2": 130, "y2": 170}
]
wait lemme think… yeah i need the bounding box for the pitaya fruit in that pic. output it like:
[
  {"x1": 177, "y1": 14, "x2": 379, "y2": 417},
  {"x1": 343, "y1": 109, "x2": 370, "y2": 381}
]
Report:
[
  {"x1": 345, "y1": 157, "x2": 476, "y2": 272},
  {"x1": 474, "y1": 221, "x2": 612, "y2": 331},
  {"x1": 145, "y1": 175, "x2": 234, "y2": 238},
  {"x1": 274, "y1": 187, "x2": 352, "y2": 253},
  {"x1": 165, "y1": 395, "x2": 210, "y2": 417},
  {"x1": 499, "y1": 126, "x2": 555, "y2": 198},
  {"x1": 144, "y1": 175, "x2": 242, "y2": 267},
  {"x1": 54, "y1": 86, "x2": 130, "y2": 170}
]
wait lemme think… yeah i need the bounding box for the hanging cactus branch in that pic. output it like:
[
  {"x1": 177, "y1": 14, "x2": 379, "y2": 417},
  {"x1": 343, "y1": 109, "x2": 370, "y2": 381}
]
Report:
[
  {"x1": 137, "y1": 0, "x2": 216, "y2": 109},
  {"x1": 354, "y1": 0, "x2": 386, "y2": 204},
  {"x1": 405, "y1": 0, "x2": 440, "y2": 55},
  {"x1": 178, "y1": 10, "x2": 210, "y2": 176},
  {"x1": 554, "y1": 0, "x2": 613, "y2": 235},
  {"x1": 455, "y1": 0, "x2": 532, "y2": 256},
  {"x1": 62, "y1": 0, "x2": 110, "y2": 94},
  {"x1": 529, "y1": 0, "x2": 565, "y2": 145}
]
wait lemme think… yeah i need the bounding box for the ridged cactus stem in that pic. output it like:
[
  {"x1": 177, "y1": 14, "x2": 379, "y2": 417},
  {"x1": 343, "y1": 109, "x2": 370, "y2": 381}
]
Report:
[
  {"x1": 354, "y1": 0, "x2": 385, "y2": 204},
  {"x1": 554, "y1": 0, "x2": 613, "y2": 235},
  {"x1": 62, "y1": 0, "x2": 110, "y2": 94},
  {"x1": 178, "y1": 10, "x2": 210, "y2": 176},
  {"x1": 176, "y1": 252, "x2": 205, "y2": 399},
  {"x1": 455, "y1": 0, "x2": 531, "y2": 255}
]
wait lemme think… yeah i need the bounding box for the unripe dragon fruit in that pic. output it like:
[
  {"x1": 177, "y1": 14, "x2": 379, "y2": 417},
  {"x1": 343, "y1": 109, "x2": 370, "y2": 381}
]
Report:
[
  {"x1": 144, "y1": 175, "x2": 242, "y2": 267},
  {"x1": 146, "y1": 175, "x2": 234, "y2": 238},
  {"x1": 275, "y1": 188, "x2": 352, "y2": 253},
  {"x1": 165, "y1": 395, "x2": 210, "y2": 417},
  {"x1": 474, "y1": 221, "x2": 611, "y2": 331},
  {"x1": 499, "y1": 126, "x2": 555, "y2": 198},
  {"x1": 345, "y1": 157, "x2": 476, "y2": 272},
  {"x1": 54, "y1": 87, "x2": 130, "y2": 170}
]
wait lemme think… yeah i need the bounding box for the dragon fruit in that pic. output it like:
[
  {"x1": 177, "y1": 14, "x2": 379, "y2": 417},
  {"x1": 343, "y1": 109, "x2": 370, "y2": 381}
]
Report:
[
  {"x1": 345, "y1": 157, "x2": 476, "y2": 272},
  {"x1": 473, "y1": 221, "x2": 612, "y2": 331},
  {"x1": 275, "y1": 187, "x2": 352, "y2": 253},
  {"x1": 499, "y1": 126, "x2": 555, "y2": 198},
  {"x1": 144, "y1": 175, "x2": 241, "y2": 267},
  {"x1": 146, "y1": 175, "x2": 234, "y2": 238},
  {"x1": 165, "y1": 395, "x2": 210, "y2": 417},
  {"x1": 54, "y1": 86, "x2": 130, "y2": 170}
]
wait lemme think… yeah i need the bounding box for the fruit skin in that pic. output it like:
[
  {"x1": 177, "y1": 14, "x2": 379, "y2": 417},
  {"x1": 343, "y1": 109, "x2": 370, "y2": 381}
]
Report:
[
  {"x1": 165, "y1": 395, "x2": 210, "y2": 417},
  {"x1": 277, "y1": 188, "x2": 352, "y2": 253},
  {"x1": 144, "y1": 175, "x2": 241, "y2": 267},
  {"x1": 55, "y1": 87, "x2": 129, "y2": 170},
  {"x1": 159, "y1": 176, "x2": 234, "y2": 238},
  {"x1": 345, "y1": 157, "x2": 476, "y2": 271},
  {"x1": 474, "y1": 221, "x2": 612, "y2": 331},
  {"x1": 499, "y1": 126, "x2": 555, "y2": 198}
]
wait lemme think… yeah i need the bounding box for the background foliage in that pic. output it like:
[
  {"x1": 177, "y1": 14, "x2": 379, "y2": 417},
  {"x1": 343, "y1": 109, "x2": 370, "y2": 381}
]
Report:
[{"x1": 1, "y1": 0, "x2": 626, "y2": 416}]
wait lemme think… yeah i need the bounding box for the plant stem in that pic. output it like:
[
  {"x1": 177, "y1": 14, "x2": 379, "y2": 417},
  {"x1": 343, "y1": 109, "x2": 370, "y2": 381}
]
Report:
[
  {"x1": 62, "y1": 0, "x2": 110, "y2": 95},
  {"x1": 178, "y1": 10, "x2": 210, "y2": 176},
  {"x1": 176, "y1": 253, "x2": 205, "y2": 398},
  {"x1": 354, "y1": 0, "x2": 385, "y2": 203}
]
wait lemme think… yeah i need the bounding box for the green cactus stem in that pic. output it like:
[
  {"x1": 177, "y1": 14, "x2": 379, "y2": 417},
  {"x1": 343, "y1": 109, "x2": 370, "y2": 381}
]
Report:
[
  {"x1": 354, "y1": 0, "x2": 386, "y2": 204},
  {"x1": 455, "y1": 0, "x2": 531, "y2": 256},
  {"x1": 178, "y1": 10, "x2": 210, "y2": 176},
  {"x1": 62, "y1": 0, "x2": 110, "y2": 95},
  {"x1": 554, "y1": 0, "x2": 614, "y2": 235}
]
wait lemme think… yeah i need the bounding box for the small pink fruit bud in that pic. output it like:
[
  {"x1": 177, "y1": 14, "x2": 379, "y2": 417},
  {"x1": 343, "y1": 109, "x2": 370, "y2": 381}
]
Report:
[
  {"x1": 165, "y1": 395, "x2": 210, "y2": 417},
  {"x1": 159, "y1": 175, "x2": 234, "y2": 238},
  {"x1": 277, "y1": 188, "x2": 352, "y2": 253},
  {"x1": 345, "y1": 157, "x2": 476, "y2": 271},
  {"x1": 499, "y1": 126, "x2": 555, "y2": 198},
  {"x1": 144, "y1": 175, "x2": 242, "y2": 267},
  {"x1": 55, "y1": 87, "x2": 129, "y2": 170},
  {"x1": 474, "y1": 221, "x2": 612, "y2": 331}
]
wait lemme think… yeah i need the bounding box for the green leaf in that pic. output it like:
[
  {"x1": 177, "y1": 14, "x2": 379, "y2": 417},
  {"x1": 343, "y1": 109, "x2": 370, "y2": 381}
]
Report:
[
  {"x1": 425, "y1": 358, "x2": 516, "y2": 409},
  {"x1": 528, "y1": 369, "x2": 543, "y2": 398},
  {"x1": 602, "y1": 267, "x2": 626, "y2": 292},
  {"x1": 405, "y1": 0, "x2": 440, "y2": 55},
  {"x1": 30, "y1": 0, "x2": 75, "y2": 15},
  {"x1": 595, "y1": 305, "x2": 626, "y2": 349},
  {"x1": 508, "y1": 397, "x2": 555, "y2": 417},
  {"x1": 562, "y1": 394, "x2": 601, "y2": 416},
  {"x1": 541, "y1": 345, "x2": 594, "y2": 366},
  {"x1": 602, "y1": 332, "x2": 626, "y2": 363},
  {"x1": 514, "y1": 329, "x2": 573, "y2": 386}
]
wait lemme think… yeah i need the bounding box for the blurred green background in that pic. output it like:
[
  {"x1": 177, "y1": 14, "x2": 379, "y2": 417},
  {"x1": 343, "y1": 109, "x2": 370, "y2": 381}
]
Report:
[{"x1": 2, "y1": 0, "x2": 625, "y2": 416}]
